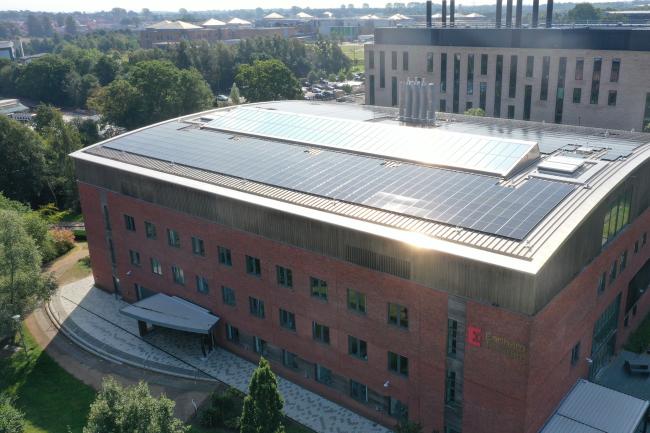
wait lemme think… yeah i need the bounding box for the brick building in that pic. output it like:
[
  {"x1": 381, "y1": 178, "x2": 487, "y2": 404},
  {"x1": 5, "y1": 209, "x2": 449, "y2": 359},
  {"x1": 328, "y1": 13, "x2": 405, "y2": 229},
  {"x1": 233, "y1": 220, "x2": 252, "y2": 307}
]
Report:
[{"x1": 72, "y1": 101, "x2": 650, "y2": 433}]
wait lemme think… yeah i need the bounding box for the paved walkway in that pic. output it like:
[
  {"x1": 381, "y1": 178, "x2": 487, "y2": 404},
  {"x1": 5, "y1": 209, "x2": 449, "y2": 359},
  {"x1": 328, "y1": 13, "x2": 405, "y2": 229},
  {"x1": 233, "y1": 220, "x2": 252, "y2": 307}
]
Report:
[{"x1": 50, "y1": 277, "x2": 392, "y2": 433}]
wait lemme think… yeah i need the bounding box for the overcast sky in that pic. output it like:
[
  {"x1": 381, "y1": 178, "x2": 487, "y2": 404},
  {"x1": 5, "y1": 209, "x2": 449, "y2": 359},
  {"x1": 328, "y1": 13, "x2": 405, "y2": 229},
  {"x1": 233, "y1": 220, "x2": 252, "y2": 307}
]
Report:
[{"x1": 8, "y1": 0, "x2": 633, "y2": 13}]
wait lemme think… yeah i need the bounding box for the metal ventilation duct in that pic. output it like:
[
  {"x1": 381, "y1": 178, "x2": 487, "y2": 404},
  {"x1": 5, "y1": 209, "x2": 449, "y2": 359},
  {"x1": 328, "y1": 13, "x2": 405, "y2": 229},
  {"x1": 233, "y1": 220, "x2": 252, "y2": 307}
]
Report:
[{"x1": 398, "y1": 79, "x2": 436, "y2": 125}]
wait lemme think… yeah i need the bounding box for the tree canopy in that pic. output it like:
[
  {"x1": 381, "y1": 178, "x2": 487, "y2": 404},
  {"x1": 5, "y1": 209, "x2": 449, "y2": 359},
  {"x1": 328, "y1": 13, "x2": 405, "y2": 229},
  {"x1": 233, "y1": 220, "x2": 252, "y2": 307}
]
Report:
[
  {"x1": 235, "y1": 59, "x2": 302, "y2": 103},
  {"x1": 566, "y1": 3, "x2": 602, "y2": 22},
  {"x1": 240, "y1": 357, "x2": 285, "y2": 433},
  {"x1": 0, "y1": 395, "x2": 24, "y2": 433}
]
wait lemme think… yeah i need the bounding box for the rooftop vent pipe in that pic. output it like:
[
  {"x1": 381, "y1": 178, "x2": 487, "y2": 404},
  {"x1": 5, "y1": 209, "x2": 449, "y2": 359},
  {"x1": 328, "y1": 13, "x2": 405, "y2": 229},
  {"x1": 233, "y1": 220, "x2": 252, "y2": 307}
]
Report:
[
  {"x1": 506, "y1": 0, "x2": 513, "y2": 27},
  {"x1": 442, "y1": 0, "x2": 447, "y2": 27},
  {"x1": 532, "y1": 0, "x2": 539, "y2": 27},
  {"x1": 450, "y1": 0, "x2": 455, "y2": 26},
  {"x1": 399, "y1": 79, "x2": 436, "y2": 125},
  {"x1": 426, "y1": 1, "x2": 432, "y2": 27},
  {"x1": 496, "y1": 0, "x2": 503, "y2": 28},
  {"x1": 546, "y1": 0, "x2": 553, "y2": 27},
  {"x1": 515, "y1": 0, "x2": 523, "y2": 27}
]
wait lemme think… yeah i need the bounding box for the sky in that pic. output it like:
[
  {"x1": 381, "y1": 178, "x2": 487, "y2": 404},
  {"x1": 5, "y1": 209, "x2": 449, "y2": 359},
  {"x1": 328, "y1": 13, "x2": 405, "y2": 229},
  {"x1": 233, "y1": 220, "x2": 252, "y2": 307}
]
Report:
[{"x1": 8, "y1": 0, "x2": 636, "y2": 13}]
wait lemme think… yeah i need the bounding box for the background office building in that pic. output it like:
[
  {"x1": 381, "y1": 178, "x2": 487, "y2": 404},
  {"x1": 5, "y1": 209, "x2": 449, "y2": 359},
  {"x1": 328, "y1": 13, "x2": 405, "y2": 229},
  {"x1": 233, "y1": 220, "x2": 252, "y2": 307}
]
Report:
[
  {"x1": 365, "y1": 1, "x2": 650, "y2": 131},
  {"x1": 73, "y1": 101, "x2": 650, "y2": 433}
]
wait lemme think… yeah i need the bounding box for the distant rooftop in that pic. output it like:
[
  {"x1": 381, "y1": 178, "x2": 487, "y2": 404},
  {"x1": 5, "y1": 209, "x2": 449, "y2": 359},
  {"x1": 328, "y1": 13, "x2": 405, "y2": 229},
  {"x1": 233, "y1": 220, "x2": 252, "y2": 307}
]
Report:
[{"x1": 146, "y1": 20, "x2": 202, "y2": 30}]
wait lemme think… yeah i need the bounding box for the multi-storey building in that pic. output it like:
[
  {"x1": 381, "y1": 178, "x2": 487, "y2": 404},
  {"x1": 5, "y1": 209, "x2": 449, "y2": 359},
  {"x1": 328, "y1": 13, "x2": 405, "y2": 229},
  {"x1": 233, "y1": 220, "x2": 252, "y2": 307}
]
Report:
[
  {"x1": 72, "y1": 101, "x2": 650, "y2": 433},
  {"x1": 365, "y1": 27, "x2": 650, "y2": 131}
]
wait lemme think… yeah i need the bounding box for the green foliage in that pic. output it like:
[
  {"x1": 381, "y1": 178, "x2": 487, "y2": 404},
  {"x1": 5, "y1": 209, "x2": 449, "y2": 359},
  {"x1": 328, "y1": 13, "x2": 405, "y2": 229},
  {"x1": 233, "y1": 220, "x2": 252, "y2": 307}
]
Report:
[
  {"x1": 240, "y1": 357, "x2": 285, "y2": 433},
  {"x1": 94, "y1": 53, "x2": 121, "y2": 85},
  {"x1": 16, "y1": 55, "x2": 75, "y2": 106},
  {"x1": 72, "y1": 118, "x2": 101, "y2": 146},
  {"x1": 310, "y1": 38, "x2": 351, "y2": 76},
  {"x1": 236, "y1": 59, "x2": 302, "y2": 103},
  {"x1": 464, "y1": 107, "x2": 486, "y2": 117},
  {"x1": 394, "y1": 420, "x2": 423, "y2": 433},
  {"x1": 566, "y1": 3, "x2": 602, "y2": 22},
  {"x1": 230, "y1": 83, "x2": 241, "y2": 105},
  {"x1": 84, "y1": 377, "x2": 189, "y2": 433},
  {"x1": 644, "y1": 122, "x2": 650, "y2": 133},
  {"x1": 0, "y1": 394, "x2": 25, "y2": 433}
]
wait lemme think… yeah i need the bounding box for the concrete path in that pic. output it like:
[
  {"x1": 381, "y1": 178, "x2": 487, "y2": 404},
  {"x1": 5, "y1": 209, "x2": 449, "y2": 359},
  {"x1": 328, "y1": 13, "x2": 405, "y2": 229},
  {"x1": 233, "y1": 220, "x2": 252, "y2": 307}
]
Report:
[{"x1": 50, "y1": 278, "x2": 392, "y2": 433}]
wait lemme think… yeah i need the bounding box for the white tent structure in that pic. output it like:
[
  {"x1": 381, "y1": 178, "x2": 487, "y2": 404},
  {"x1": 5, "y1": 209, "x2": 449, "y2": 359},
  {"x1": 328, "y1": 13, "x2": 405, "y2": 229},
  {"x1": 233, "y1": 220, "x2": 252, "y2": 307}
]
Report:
[
  {"x1": 323, "y1": 11, "x2": 334, "y2": 18},
  {"x1": 227, "y1": 17, "x2": 252, "y2": 26},
  {"x1": 202, "y1": 18, "x2": 226, "y2": 27},
  {"x1": 296, "y1": 11, "x2": 313, "y2": 19},
  {"x1": 264, "y1": 12, "x2": 284, "y2": 19},
  {"x1": 389, "y1": 13, "x2": 411, "y2": 20},
  {"x1": 360, "y1": 14, "x2": 381, "y2": 20}
]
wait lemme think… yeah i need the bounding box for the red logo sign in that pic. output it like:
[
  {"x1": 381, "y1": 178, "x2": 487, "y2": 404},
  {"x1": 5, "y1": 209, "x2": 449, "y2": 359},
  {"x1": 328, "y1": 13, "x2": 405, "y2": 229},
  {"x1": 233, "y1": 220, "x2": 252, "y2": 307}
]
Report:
[{"x1": 467, "y1": 325, "x2": 482, "y2": 347}]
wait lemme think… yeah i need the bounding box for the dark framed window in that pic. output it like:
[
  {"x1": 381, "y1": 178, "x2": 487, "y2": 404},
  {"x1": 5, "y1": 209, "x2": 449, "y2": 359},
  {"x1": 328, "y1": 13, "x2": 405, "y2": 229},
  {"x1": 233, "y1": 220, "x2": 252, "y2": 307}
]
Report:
[
  {"x1": 494, "y1": 54, "x2": 503, "y2": 117},
  {"x1": 608, "y1": 90, "x2": 617, "y2": 106},
  {"x1": 590, "y1": 57, "x2": 602, "y2": 104},
  {"x1": 480, "y1": 53, "x2": 488, "y2": 75},
  {"x1": 597, "y1": 272, "x2": 606, "y2": 295},
  {"x1": 167, "y1": 229, "x2": 180, "y2": 248},
  {"x1": 218, "y1": 246, "x2": 232, "y2": 266},
  {"x1": 129, "y1": 249, "x2": 140, "y2": 266},
  {"x1": 171, "y1": 265, "x2": 184, "y2": 285},
  {"x1": 276, "y1": 265, "x2": 293, "y2": 288},
  {"x1": 222, "y1": 286, "x2": 235, "y2": 306},
  {"x1": 635, "y1": 240, "x2": 640, "y2": 253},
  {"x1": 226, "y1": 324, "x2": 239, "y2": 342},
  {"x1": 368, "y1": 50, "x2": 374, "y2": 69},
  {"x1": 479, "y1": 82, "x2": 487, "y2": 110},
  {"x1": 445, "y1": 371, "x2": 456, "y2": 404},
  {"x1": 467, "y1": 54, "x2": 474, "y2": 96},
  {"x1": 103, "y1": 205, "x2": 111, "y2": 230},
  {"x1": 572, "y1": 88, "x2": 582, "y2": 104},
  {"x1": 388, "y1": 397, "x2": 408, "y2": 420},
  {"x1": 282, "y1": 350, "x2": 299, "y2": 369},
  {"x1": 620, "y1": 250, "x2": 628, "y2": 272},
  {"x1": 540, "y1": 56, "x2": 550, "y2": 101},
  {"x1": 196, "y1": 276, "x2": 209, "y2": 294},
  {"x1": 391, "y1": 51, "x2": 397, "y2": 70},
  {"x1": 249, "y1": 297, "x2": 265, "y2": 318},
  {"x1": 191, "y1": 236, "x2": 205, "y2": 256},
  {"x1": 440, "y1": 53, "x2": 447, "y2": 93},
  {"x1": 447, "y1": 319, "x2": 458, "y2": 356},
  {"x1": 465, "y1": 101, "x2": 473, "y2": 111},
  {"x1": 575, "y1": 58, "x2": 584, "y2": 80},
  {"x1": 523, "y1": 84, "x2": 532, "y2": 120},
  {"x1": 507, "y1": 105, "x2": 515, "y2": 119},
  {"x1": 144, "y1": 221, "x2": 156, "y2": 239},
  {"x1": 350, "y1": 380, "x2": 368, "y2": 402},
  {"x1": 554, "y1": 57, "x2": 567, "y2": 124},
  {"x1": 508, "y1": 55, "x2": 517, "y2": 98},
  {"x1": 348, "y1": 336, "x2": 368, "y2": 360},
  {"x1": 427, "y1": 52, "x2": 434, "y2": 73},
  {"x1": 388, "y1": 303, "x2": 408, "y2": 329},
  {"x1": 253, "y1": 336, "x2": 266, "y2": 354},
  {"x1": 525, "y1": 55, "x2": 534, "y2": 78},
  {"x1": 439, "y1": 99, "x2": 447, "y2": 112},
  {"x1": 312, "y1": 321, "x2": 330, "y2": 344},
  {"x1": 279, "y1": 308, "x2": 296, "y2": 331},
  {"x1": 379, "y1": 51, "x2": 385, "y2": 89},
  {"x1": 347, "y1": 288, "x2": 366, "y2": 314},
  {"x1": 310, "y1": 277, "x2": 328, "y2": 300},
  {"x1": 453, "y1": 53, "x2": 461, "y2": 113},
  {"x1": 609, "y1": 260, "x2": 618, "y2": 284},
  {"x1": 124, "y1": 214, "x2": 136, "y2": 231},
  {"x1": 388, "y1": 351, "x2": 408, "y2": 376},
  {"x1": 315, "y1": 364, "x2": 332, "y2": 385},
  {"x1": 245, "y1": 255, "x2": 261, "y2": 276},
  {"x1": 402, "y1": 51, "x2": 408, "y2": 71},
  {"x1": 151, "y1": 257, "x2": 162, "y2": 275},
  {"x1": 602, "y1": 188, "x2": 633, "y2": 246},
  {"x1": 109, "y1": 239, "x2": 116, "y2": 264},
  {"x1": 391, "y1": 76, "x2": 398, "y2": 107},
  {"x1": 610, "y1": 58, "x2": 620, "y2": 82},
  {"x1": 571, "y1": 341, "x2": 581, "y2": 366}
]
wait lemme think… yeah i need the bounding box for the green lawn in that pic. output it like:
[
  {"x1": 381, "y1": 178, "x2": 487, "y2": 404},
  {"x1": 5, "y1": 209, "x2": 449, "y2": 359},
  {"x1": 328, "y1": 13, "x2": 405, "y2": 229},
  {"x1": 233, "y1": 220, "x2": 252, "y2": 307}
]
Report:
[
  {"x1": 0, "y1": 326, "x2": 96, "y2": 433},
  {"x1": 341, "y1": 43, "x2": 365, "y2": 73}
]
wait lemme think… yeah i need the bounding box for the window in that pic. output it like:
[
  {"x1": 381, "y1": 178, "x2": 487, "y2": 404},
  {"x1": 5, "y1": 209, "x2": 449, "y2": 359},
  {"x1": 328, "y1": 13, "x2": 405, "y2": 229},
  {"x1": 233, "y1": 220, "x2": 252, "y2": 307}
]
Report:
[
  {"x1": 368, "y1": 50, "x2": 374, "y2": 69},
  {"x1": 144, "y1": 221, "x2": 156, "y2": 239},
  {"x1": 573, "y1": 88, "x2": 582, "y2": 104},
  {"x1": 427, "y1": 52, "x2": 434, "y2": 73},
  {"x1": 312, "y1": 321, "x2": 330, "y2": 344},
  {"x1": 644, "y1": 233, "x2": 648, "y2": 246},
  {"x1": 379, "y1": 51, "x2": 385, "y2": 89},
  {"x1": 480, "y1": 53, "x2": 488, "y2": 75},
  {"x1": 467, "y1": 54, "x2": 474, "y2": 96},
  {"x1": 601, "y1": 189, "x2": 633, "y2": 246},
  {"x1": 391, "y1": 51, "x2": 397, "y2": 70},
  {"x1": 310, "y1": 277, "x2": 328, "y2": 300},
  {"x1": 635, "y1": 240, "x2": 640, "y2": 253},
  {"x1": 391, "y1": 76, "x2": 398, "y2": 107},
  {"x1": 644, "y1": 93, "x2": 650, "y2": 130},
  {"x1": 347, "y1": 289, "x2": 366, "y2": 314},
  {"x1": 402, "y1": 51, "x2": 408, "y2": 71},
  {"x1": 348, "y1": 336, "x2": 368, "y2": 360},
  {"x1": 523, "y1": 84, "x2": 532, "y2": 120},
  {"x1": 494, "y1": 55, "x2": 503, "y2": 117},
  {"x1": 276, "y1": 265, "x2": 293, "y2": 288},
  {"x1": 191, "y1": 237, "x2": 205, "y2": 256},
  {"x1": 245, "y1": 255, "x2": 261, "y2": 276},
  {"x1": 315, "y1": 364, "x2": 332, "y2": 385},
  {"x1": 525, "y1": 55, "x2": 534, "y2": 78},
  {"x1": 590, "y1": 57, "x2": 602, "y2": 104},
  {"x1": 620, "y1": 250, "x2": 628, "y2": 273},
  {"x1": 124, "y1": 214, "x2": 136, "y2": 231},
  {"x1": 610, "y1": 58, "x2": 620, "y2": 82},
  {"x1": 465, "y1": 101, "x2": 473, "y2": 111},
  {"x1": 608, "y1": 90, "x2": 617, "y2": 107},
  {"x1": 508, "y1": 55, "x2": 517, "y2": 98},
  {"x1": 388, "y1": 303, "x2": 408, "y2": 329},
  {"x1": 167, "y1": 229, "x2": 180, "y2": 248},
  {"x1": 388, "y1": 351, "x2": 408, "y2": 376},
  {"x1": 609, "y1": 260, "x2": 618, "y2": 284},
  {"x1": 453, "y1": 53, "x2": 460, "y2": 113},
  {"x1": 597, "y1": 272, "x2": 606, "y2": 294},
  {"x1": 447, "y1": 319, "x2": 458, "y2": 356},
  {"x1": 439, "y1": 99, "x2": 446, "y2": 112},
  {"x1": 507, "y1": 105, "x2": 515, "y2": 119},
  {"x1": 218, "y1": 246, "x2": 232, "y2": 266},
  {"x1": 440, "y1": 53, "x2": 447, "y2": 93},
  {"x1": 388, "y1": 397, "x2": 408, "y2": 420},
  {"x1": 445, "y1": 371, "x2": 456, "y2": 404},
  {"x1": 350, "y1": 380, "x2": 368, "y2": 402},
  {"x1": 253, "y1": 336, "x2": 266, "y2": 354},
  {"x1": 196, "y1": 276, "x2": 209, "y2": 294},
  {"x1": 279, "y1": 309, "x2": 296, "y2": 331},
  {"x1": 151, "y1": 257, "x2": 162, "y2": 275},
  {"x1": 479, "y1": 82, "x2": 487, "y2": 110},
  {"x1": 282, "y1": 350, "x2": 299, "y2": 369},
  {"x1": 129, "y1": 249, "x2": 140, "y2": 266},
  {"x1": 368, "y1": 75, "x2": 375, "y2": 105},
  {"x1": 222, "y1": 286, "x2": 235, "y2": 306},
  {"x1": 575, "y1": 58, "x2": 584, "y2": 80},
  {"x1": 171, "y1": 265, "x2": 185, "y2": 285},
  {"x1": 226, "y1": 324, "x2": 239, "y2": 342},
  {"x1": 571, "y1": 341, "x2": 581, "y2": 366},
  {"x1": 555, "y1": 57, "x2": 567, "y2": 124},
  {"x1": 103, "y1": 205, "x2": 111, "y2": 230},
  {"x1": 540, "y1": 56, "x2": 550, "y2": 101},
  {"x1": 109, "y1": 239, "x2": 116, "y2": 264},
  {"x1": 249, "y1": 297, "x2": 265, "y2": 318}
]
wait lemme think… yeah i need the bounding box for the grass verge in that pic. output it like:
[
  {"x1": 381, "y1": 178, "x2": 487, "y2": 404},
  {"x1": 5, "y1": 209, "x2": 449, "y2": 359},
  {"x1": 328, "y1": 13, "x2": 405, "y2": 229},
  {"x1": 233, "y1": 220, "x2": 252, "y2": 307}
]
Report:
[{"x1": 341, "y1": 43, "x2": 364, "y2": 73}]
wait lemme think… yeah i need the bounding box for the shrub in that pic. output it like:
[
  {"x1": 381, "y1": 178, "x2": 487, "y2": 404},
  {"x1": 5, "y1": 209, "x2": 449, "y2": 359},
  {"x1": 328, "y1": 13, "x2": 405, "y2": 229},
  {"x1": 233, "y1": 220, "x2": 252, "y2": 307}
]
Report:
[
  {"x1": 464, "y1": 107, "x2": 486, "y2": 117},
  {"x1": 72, "y1": 229, "x2": 87, "y2": 241},
  {"x1": 48, "y1": 228, "x2": 75, "y2": 256},
  {"x1": 199, "y1": 387, "x2": 244, "y2": 429},
  {"x1": 0, "y1": 395, "x2": 25, "y2": 433}
]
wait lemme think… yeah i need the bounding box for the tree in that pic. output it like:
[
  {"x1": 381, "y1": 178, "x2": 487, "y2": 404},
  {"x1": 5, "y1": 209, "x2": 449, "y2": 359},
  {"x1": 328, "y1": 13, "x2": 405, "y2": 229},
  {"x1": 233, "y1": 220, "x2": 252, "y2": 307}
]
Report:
[
  {"x1": 566, "y1": 3, "x2": 601, "y2": 22},
  {"x1": 94, "y1": 54, "x2": 120, "y2": 86},
  {"x1": 240, "y1": 357, "x2": 285, "y2": 433},
  {"x1": 0, "y1": 395, "x2": 24, "y2": 433},
  {"x1": 230, "y1": 83, "x2": 241, "y2": 104},
  {"x1": 235, "y1": 59, "x2": 302, "y2": 103},
  {"x1": 26, "y1": 14, "x2": 44, "y2": 37},
  {"x1": 84, "y1": 377, "x2": 189, "y2": 433},
  {"x1": 65, "y1": 15, "x2": 78, "y2": 36},
  {"x1": 464, "y1": 107, "x2": 486, "y2": 117},
  {"x1": 0, "y1": 117, "x2": 48, "y2": 206},
  {"x1": 16, "y1": 55, "x2": 74, "y2": 106}
]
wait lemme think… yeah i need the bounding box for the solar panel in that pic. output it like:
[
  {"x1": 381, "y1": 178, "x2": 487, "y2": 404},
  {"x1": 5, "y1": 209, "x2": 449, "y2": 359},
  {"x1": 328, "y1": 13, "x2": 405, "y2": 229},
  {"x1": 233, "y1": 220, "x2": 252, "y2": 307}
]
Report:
[
  {"x1": 100, "y1": 122, "x2": 574, "y2": 240},
  {"x1": 203, "y1": 107, "x2": 540, "y2": 178}
]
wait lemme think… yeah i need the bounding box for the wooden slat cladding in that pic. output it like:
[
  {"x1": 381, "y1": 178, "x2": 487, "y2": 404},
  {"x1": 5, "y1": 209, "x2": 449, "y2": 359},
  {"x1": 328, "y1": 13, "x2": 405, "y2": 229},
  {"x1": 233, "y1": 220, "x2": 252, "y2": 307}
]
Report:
[{"x1": 345, "y1": 245, "x2": 411, "y2": 279}]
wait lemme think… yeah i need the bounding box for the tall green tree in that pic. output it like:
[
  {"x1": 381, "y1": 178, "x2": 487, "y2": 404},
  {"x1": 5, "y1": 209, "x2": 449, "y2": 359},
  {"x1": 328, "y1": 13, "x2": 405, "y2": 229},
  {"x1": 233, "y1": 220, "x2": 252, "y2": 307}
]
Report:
[
  {"x1": 94, "y1": 53, "x2": 120, "y2": 86},
  {"x1": 0, "y1": 395, "x2": 24, "y2": 433},
  {"x1": 566, "y1": 3, "x2": 601, "y2": 22},
  {"x1": 235, "y1": 59, "x2": 302, "y2": 103},
  {"x1": 16, "y1": 55, "x2": 74, "y2": 106},
  {"x1": 240, "y1": 357, "x2": 285, "y2": 433},
  {"x1": 64, "y1": 15, "x2": 78, "y2": 36},
  {"x1": 84, "y1": 378, "x2": 189, "y2": 433}
]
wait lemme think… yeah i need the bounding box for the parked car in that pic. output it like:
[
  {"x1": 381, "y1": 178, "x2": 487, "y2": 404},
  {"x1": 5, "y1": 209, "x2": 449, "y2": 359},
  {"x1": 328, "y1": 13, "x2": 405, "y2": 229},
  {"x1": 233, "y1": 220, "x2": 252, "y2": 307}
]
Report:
[{"x1": 216, "y1": 94, "x2": 229, "y2": 102}]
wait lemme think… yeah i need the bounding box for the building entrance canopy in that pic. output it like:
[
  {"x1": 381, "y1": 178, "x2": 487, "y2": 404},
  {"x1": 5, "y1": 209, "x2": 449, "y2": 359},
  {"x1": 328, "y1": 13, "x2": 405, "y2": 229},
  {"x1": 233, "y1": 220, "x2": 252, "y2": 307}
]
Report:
[{"x1": 120, "y1": 294, "x2": 219, "y2": 334}]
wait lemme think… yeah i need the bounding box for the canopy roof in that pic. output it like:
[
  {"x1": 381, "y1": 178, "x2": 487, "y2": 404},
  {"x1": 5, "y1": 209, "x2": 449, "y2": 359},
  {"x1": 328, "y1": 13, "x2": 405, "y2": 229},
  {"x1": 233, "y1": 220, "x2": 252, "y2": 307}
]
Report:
[
  {"x1": 202, "y1": 18, "x2": 226, "y2": 26},
  {"x1": 228, "y1": 17, "x2": 252, "y2": 25},
  {"x1": 146, "y1": 20, "x2": 202, "y2": 30},
  {"x1": 120, "y1": 294, "x2": 219, "y2": 334},
  {"x1": 264, "y1": 12, "x2": 284, "y2": 19},
  {"x1": 296, "y1": 11, "x2": 313, "y2": 18}
]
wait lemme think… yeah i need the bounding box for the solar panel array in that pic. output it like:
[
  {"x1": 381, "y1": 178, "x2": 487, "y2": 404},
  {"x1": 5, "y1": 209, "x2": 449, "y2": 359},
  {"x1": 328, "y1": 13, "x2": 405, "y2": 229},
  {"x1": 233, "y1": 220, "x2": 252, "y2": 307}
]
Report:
[
  {"x1": 101, "y1": 122, "x2": 574, "y2": 240},
  {"x1": 204, "y1": 107, "x2": 540, "y2": 178}
]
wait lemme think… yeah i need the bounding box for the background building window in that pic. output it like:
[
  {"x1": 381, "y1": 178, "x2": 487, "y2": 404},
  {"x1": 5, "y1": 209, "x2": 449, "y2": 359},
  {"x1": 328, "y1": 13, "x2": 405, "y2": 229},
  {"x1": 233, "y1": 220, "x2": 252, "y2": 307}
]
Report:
[
  {"x1": 440, "y1": 53, "x2": 447, "y2": 93},
  {"x1": 282, "y1": 350, "x2": 299, "y2": 369},
  {"x1": 124, "y1": 214, "x2": 136, "y2": 231},
  {"x1": 171, "y1": 265, "x2": 184, "y2": 285},
  {"x1": 249, "y1": 297, "x2": 265, "y2": 318},
  {"x1": 276, "y1": 265, "x2": 293, "y2": 288},
  {"x1": 540, "y1": 56, "x2": 550, "y2": 101},
  {"x1": 480, "y1": 53, "x2": 488, "y2": 75},
  {"x1": 523, "y1": 84, "x2": 532, "y2": 120},
  {"x1": 571, "y1": 341, "x2": 581, "y2": 366},
  {"x1": 151, "y1": 257, "x2": 162, "y2": 275},
  {"x1": 310, "y1": 277, "x2": 328, "y2": 300},
  {"x1": 253, "y1": 336, "x2": 266, "y2": 354},
  {"x1": 610, "y1": 58, "x2": 620, "y2": 82},
  {"x1": 144, "y1": 221, "x2": 156, "y2": 239},
  {"x1": 226, "y1": 324, "x2": 239, "y2": 342},
  {"x1": 315, "y1": 364, "x2": 332, "y2": 385},
  {"x1": 218, "y1": 246, "x2": 232, "y2": 266},
  {"x1": 445, "y1": 371, "x2": 456, "y2": 404},
  {"x1": 402, "y1": 51, "x2": 408, "y2": 71},
  {"x1": 479, "y1": 82, "x2": 487, "y2": 110},
  {"x1": 590, "y1": 57, "x2": 602, "y2": 104},
  {"x1": 167, "y1": 229, "x2": 180, "y2": 248},
  {"x1": 196, "y1": 276, "x2": 209, "y2": 294},
  {"x1": 494, "y1": 55, "x2": 503, "y2": 117},
  {"x1": 379, "y1": 51, "x2": 385, "y2": 89},
  {"x1": 347, "y1": 289, "x2": 366, "y2": 313},
  {"x1": 368, "y1": 50, "x2": 374, "y2": 69},
  {"x1": 388, "y1": 351, "x2": 408, "y2": 376},
  {"x1": 191, "y1": 236, "x2": 205, "y2": 256},
  {"x1": 350, "y1": 380, "x2": 368, "y2": 402},
  {"x1": 575, "y1": 58, "x2": 584, "y2": 80},
  {"x1": 572, "y1": 88, "x2": 582, "y2": 103},
  {"x1": 245, "y1": 255, "x2": 261, "y2": 276},
  {"x1": 608, "y1": 90, "x2": 617, "y2": 106},
  {"x1": 508, "y1": 55, "x2": 517, "y2": 98},
  {"x1": 222, "y1": 286, "x2": 235, "y2": 306},
  {"x1": 279, "y1": 309, "x2": 296, "y2": 331},
  {"x1": 129, "y1": 249, "x2": 140, "y2": 266},
  {"x1": 348, "y1": 336, "x2": 368, "y2": 360},
  {"x1": 427, "y1": 52, "x2": 434, "y2": 73},
  {"x1": 507, "y1": 105, "x2": 515, "y2": 119},
  {"x1": 467, "y1": 54, "x2": 474, "y2": 96},
  {"x1": 388, "y1": 303, "x2": 408, "y2": 329},
  {"x1": 391, "y1": 50, "x2": 397, "y2": 70},
  {"x1": 312, "y1": 321, "x2": 330, "y2": 344},
  {"x1": 525, "y1": 56, "x2": 534, "y2": 78}
]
